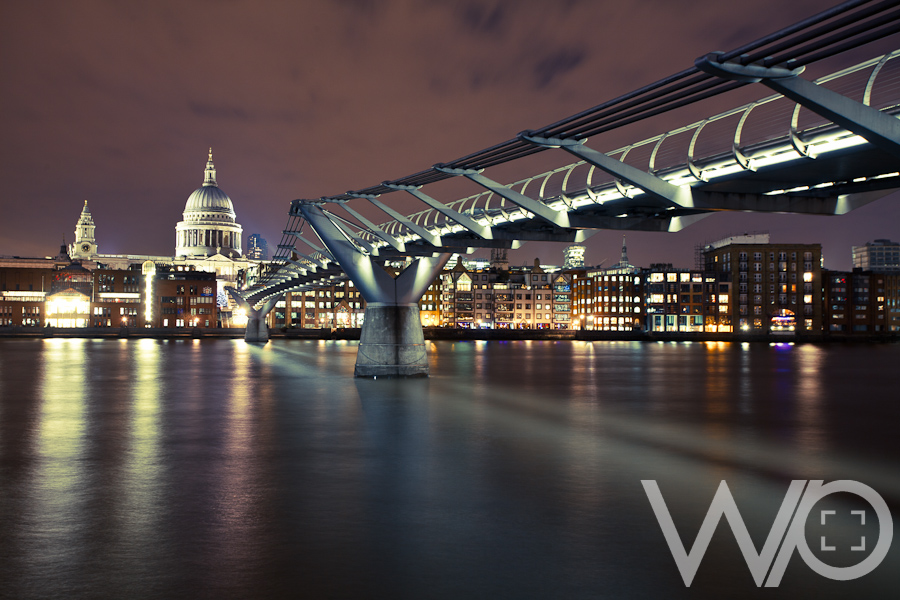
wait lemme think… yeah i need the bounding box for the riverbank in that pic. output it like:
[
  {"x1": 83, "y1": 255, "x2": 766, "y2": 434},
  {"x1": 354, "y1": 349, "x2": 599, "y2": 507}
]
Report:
[{"x1": 1, "y1": 326, "x2": 897, "y2": 343}]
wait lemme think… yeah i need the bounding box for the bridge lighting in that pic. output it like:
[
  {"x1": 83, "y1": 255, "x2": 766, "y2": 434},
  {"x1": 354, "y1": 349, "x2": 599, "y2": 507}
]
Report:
[
  {"x1": 233, "y1": 308, "x2": 249, "y2": 326},
  {"x1": 748, "y1": 149, "x2": 806, "y2": 170},
  {"x1": 703, "y1": 163, "x2": 746, "y2": 180},
  {"x1": 810, "y1": 134, "x2": 867, "y2": 156}
]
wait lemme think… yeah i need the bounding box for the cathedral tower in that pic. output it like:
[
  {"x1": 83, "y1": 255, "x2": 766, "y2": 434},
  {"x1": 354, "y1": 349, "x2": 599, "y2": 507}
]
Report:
[{"x1": 70, "y1": 200, "x2": 98, "y2": 259}]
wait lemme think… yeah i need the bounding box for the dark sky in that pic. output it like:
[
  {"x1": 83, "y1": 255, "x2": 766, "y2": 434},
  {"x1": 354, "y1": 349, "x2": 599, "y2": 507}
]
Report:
[{"x1": 2, "y1": 0, "x2": 898, "y2": 271}]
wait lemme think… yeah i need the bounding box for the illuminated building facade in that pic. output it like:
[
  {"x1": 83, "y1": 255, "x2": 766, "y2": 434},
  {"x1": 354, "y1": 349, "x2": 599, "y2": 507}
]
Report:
[
  {"x1": 0, "y1": 262, "x2": 217, "y2": 328},
  {"x1": 642, "y1": 265, "x2": 732, "y2": 332},
  {"x1": 153, "y1": 267, "x2": 218, "y2": 328},
  {"x1": 271, "y1": 280, "x2": 366, "y2": 329},
  {"x1": 573, "y1": 268, "x2": 645, "y2": 331},
  {"x1": 822, "y1": 270, "x2": 899, "y2": 334},
  {"x1": 439, "y1": 259, "x2": 573, "y2": 329},
  {"x1": 419, "y1": 280, "x2": 441, "y2": 327},
  {"x1": 702, "y1": 236, "x2": 821, "y2": 334},
  {"x1": 563, "y1": 245, "x2": 585, "y2": 270},
  {"x1": 267, "y1": 277, "x2": 443, "y2": 330},
  {"x1": 572, "y1": 236, "x2": 646, "y2": 331}
]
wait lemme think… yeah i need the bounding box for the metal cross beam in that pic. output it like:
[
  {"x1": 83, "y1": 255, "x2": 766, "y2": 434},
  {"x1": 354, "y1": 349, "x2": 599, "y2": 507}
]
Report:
[{"x1": 696, "y1": 51, "x2": 900, "y2": 161}]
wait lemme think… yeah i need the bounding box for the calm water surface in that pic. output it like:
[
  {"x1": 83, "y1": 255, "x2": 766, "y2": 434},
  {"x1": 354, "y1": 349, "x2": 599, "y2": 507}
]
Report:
[{"x1": 0, "y1": 339, "x2": 898, "y2": 599}]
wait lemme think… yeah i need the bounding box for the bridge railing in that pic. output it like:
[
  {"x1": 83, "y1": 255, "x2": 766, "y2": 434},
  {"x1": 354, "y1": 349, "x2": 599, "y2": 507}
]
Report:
[{"x1": 350, "y1": 48, "x2": 900, "y2": 250}]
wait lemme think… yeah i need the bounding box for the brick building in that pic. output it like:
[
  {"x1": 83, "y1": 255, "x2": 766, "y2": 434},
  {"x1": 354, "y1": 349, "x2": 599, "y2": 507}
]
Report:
[
  {"x1": 702, "y1": 235, "x2": 822, "y2": 334},
  {"x1": 822, "y1": 270, "x2": 899, "y2": 334}
]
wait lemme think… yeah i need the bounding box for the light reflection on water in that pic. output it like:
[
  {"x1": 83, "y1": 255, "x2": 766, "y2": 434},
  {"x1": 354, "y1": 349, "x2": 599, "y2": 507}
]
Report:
[{"x1": 0, "y1": 338, "x2": 898, "y2": 599}]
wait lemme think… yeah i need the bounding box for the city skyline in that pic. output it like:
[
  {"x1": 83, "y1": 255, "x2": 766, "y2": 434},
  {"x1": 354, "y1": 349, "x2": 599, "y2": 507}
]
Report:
[{"x1": 3, "y1": 0, "x2": 899, "y2": 271}]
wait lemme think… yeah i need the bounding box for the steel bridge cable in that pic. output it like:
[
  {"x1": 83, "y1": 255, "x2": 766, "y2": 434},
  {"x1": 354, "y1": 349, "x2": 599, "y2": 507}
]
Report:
[
  {"x1": 445, "y1": 81, "x2": 744, "y2": 170},
  {"x1": 759, "y1": 2, "x2": 900, "y2": 66},
  {"x1": 438, "y1": 74, "x2": 739, "y2": 170},
  {"x1": 750, "y1": 1, "x2": 900, "y2": 66},
  {"x1": 441, "y1": 4, "x2": 897, "y2": 169},
  {"x1": 260, "y1": 215, "x2": 304, "y2": 286},
  {"x1": 770, "y1": 13, "x2": 900, "y2": 67},
  {"x1": 539, "y1": 74, "x2": 726, "y2": 140},
  {"x1": 718, "y1": 0, "x2": 879, "y2": 63},
  {"x1": 570, "y1": 81, "x2": 747, "y2": 141},
  {"x1": 436, "y1": 77, "x2": 725, "y2": 170}
]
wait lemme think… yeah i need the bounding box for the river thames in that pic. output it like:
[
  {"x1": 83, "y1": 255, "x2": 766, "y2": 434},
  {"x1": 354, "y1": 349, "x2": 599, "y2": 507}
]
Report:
[{"x1": 0, "y1": 338, "x2": 897, "y2": 598}]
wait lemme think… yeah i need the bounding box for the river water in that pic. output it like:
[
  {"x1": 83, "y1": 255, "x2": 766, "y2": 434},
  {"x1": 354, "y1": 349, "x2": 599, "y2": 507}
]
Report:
[{"x1": 0, "y1": 338, "x2": 897, "y2": 599}]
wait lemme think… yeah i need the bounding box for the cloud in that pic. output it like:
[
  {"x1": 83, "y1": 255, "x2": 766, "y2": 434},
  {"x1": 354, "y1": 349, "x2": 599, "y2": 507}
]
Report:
[
  {"x1": 456, "y1": 1, "x2": 509, "y2": 35},
  {"x1": 533, "y1": 46, "x2": 586, "y2": 89}
]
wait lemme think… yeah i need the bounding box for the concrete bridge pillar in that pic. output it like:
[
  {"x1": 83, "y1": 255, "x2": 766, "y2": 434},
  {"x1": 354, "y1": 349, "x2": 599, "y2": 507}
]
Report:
[
  {"x1": 299, "y1": 203, "x2": 451, "y2": 377},
  {"x1": 227, "y1": 288, "x2": 282, "y2": 343},
  {"x1": 356, "y1": 303, "x2": 428, "y2": 377}
]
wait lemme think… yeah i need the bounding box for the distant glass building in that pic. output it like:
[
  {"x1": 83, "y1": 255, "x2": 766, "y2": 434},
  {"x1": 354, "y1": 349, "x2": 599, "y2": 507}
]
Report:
[
  {"x1": 247, "y1": 234, "x2": 269, "y2": 260},
  {"x1": 563, "y1": 245, "x2": 585, "y2": 269},
  {"x1": 852, "y1": 239, "x2": 900, "y2": 272}
]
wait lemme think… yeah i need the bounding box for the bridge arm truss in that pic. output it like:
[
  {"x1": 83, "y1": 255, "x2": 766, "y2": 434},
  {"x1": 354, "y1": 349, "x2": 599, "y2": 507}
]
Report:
[{"x1": 696, "y1": 51, "x2": 900, "y2": 160}]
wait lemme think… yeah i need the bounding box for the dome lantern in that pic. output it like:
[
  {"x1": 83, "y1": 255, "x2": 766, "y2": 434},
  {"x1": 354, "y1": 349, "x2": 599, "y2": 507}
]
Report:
[{"x1": 203, "y1": 147, "x2": 217, "y2": 187}]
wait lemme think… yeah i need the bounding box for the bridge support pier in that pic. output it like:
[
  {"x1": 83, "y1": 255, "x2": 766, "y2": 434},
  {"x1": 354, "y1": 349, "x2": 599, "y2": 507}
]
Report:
[
  {"x1": 356, "y1": 303, "x2": 428, "y2": 378},
  {"x1": 227, "y1": 289, "x2": 282, "y2": 343},
  {"x1": 244, "y1": 310, "x2": 270, "y2": 343},
  {"x1": 298, "y1": 203, "x2": 451, "y2": 377}
]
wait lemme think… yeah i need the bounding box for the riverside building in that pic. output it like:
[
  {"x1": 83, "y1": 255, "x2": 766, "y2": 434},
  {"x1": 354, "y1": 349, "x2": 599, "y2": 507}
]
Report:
[
  {"x1": 702, "y1": 234, "x2": 822, "y2": 334},
  {"x1": 439, "y1": 257, "x2": 573, "y2": 329},
  {"x1": 270, "y1": 280, "x2": 366, "y2": 329},
  {"x1": 822, "y1": 270, "x2": 900, "y2": 334},
  {"x1": 573, "y1": 237, "x2": 645, "y2": 332},
  {"x1": 643, "y1": 264, "x2": 732, "y2": 333},
  {"x1": 0, "y1": 259, "x2": 217, "y2": 328}
]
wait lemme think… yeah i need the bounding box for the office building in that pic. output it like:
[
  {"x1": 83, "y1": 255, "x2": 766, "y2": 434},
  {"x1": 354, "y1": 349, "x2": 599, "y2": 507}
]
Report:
[{"x1": 851, "y1": 239, "x2": 900, "y2": 272}]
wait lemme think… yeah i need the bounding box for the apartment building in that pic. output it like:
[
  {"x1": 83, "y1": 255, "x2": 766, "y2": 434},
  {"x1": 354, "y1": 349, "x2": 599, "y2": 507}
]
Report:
[{"x1": 702, "y1": 235, "x2": 822, "y2": 334}]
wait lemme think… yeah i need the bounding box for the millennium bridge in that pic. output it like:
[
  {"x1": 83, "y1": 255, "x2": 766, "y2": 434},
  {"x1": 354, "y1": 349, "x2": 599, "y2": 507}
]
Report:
[{"x1": 231, "y1": 0, "x2": 900, "y2": 377}]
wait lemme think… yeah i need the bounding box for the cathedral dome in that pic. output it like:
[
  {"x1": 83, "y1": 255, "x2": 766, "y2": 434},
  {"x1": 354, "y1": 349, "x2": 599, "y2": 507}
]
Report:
[
  {"x1": 182, "y1": 148, "x2": 236, "y2": 221},
  {"x1": 184, "y1": 185, "x2": 236, "y2": 218},
  {"x1": 175, "y1": 148, "x2": 243, "y2": 258}
]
